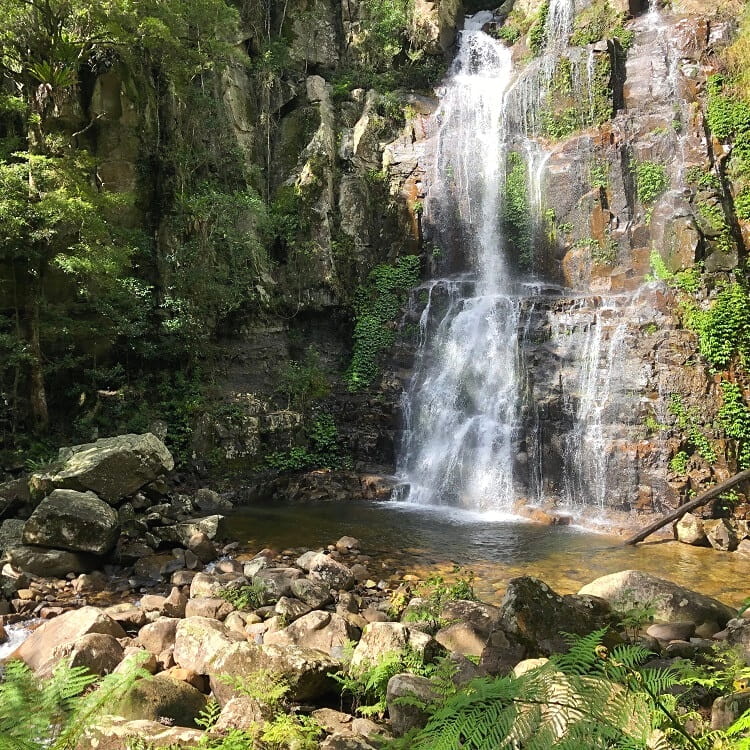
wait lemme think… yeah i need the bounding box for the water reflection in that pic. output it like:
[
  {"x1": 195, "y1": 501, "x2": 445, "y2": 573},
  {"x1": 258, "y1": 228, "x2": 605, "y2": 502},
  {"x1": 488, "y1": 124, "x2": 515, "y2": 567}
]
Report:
[{"x1": 227, "y1": 500, "x2": 746, "y2": 608}]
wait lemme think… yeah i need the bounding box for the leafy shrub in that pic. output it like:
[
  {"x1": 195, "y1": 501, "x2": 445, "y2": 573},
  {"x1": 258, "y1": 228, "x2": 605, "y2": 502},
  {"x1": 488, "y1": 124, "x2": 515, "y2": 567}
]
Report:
[
  {"x1": 635, "y1": 161, "x2": 669, "y2": 205},
  {"x1": 218, "y1": 580, "x2": 267, "y2": 611}
]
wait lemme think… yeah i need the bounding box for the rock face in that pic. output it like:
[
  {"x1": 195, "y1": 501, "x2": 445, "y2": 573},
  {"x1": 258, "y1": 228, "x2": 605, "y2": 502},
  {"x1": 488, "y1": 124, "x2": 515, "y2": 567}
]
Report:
[
  {"x1": 23, "y1": 489, "x2": 120, "y2": 554},
  {"x1": 578, "y1": 570, "x2": 735, "y2": 629},
  {"x1": 38, "y1": 433, "x2": 173, "y2": 503}
]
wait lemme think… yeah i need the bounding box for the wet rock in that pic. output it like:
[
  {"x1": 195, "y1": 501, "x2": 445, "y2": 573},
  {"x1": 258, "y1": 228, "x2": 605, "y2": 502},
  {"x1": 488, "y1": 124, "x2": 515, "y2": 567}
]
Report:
[
  {"x1": 11, "y1": 605, "x2": 126, "y2": 674},
  {"x1": 264, "y1": 610, "x2": 359, "y2": 656},
  {"x1": 114, "y1": 676, "x2": 207, "y2": 726},
  {"x1": 500, "y1": 577, "x2": 612, "y2": 656},
  {"x1": 335, "y1": 536, "x2": 360, "y2": 552},
  {"x1": 36, "y1": 433, "x2": 173, "y2": 503},
  {"x1": 308, "y1": 553, "x2": 354, "y2": 591},
  {"x1": 79, "y1": 717, "x2": 204, "y2": 749},
  {"x1": 351, "y1": 622, "x2": 438, "y2": 670},
  {"x1": 173, "y1": 617, "x2": 245, "y2": 674},
  {"x1": 386, "y1": 673, "x2": 438, "y2": 736},
  {"x1": 704, "y1": 519, "x2": 738, "y2": 552},
  {"x1": 674, "y1": 513, "x2": 707, "y2": 545},
  {"x1": 578, "y1": 570, "x2": 735, "y2": 629},
  {"x1": 23, "y1": 490, "x2": 120, "y2": 555}
]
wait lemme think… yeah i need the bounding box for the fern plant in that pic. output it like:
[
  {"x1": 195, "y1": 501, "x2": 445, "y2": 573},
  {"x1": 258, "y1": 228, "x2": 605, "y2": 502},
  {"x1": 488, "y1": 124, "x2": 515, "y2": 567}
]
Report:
[{"x1": 0, "y1": 655, "x2": 150, "y2": 750}]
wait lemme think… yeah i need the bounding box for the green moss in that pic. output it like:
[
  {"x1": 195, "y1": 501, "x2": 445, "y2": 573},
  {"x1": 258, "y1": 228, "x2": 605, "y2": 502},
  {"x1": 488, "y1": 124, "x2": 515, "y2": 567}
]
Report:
[
  {"x1": 668, "y1": 394, "x2": 717, "y2": 464},
  {"x1": 346, "y1": 255, "x2": 421, "y2": 390},
  {"x1": 718, "y1": 381, "x2": 750, "y2": 469},
  {"x1": 528, "y1": 0, "x2": 550, "y2": 55},
  {"x1": 635, "y1": 161, "x2": 669, "y2": 205},
  {"x1": 570, "y1": 0, "x2": 634, "y2": 48},
  {"x1": 501, "y1": 152, "x2": 533, "y2": 270}
]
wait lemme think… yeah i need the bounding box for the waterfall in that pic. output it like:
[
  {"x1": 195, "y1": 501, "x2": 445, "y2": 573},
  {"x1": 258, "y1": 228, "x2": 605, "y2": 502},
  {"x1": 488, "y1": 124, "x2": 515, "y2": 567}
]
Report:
[{"x1": 395, "y1": 2, "x2": 641, "y2": 515}]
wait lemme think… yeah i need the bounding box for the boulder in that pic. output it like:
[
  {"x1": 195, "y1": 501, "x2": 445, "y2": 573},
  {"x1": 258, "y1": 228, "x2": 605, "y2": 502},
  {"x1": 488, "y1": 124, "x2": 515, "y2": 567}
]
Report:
[
  {"x1": 40, "y1": 433, "x2": 173, "y2": 503},
  {"x1": 674, "y1": 513, "x2": 707, "y2": 545},
  {"x1": 175, "y1": 516, "x2": 227, "y2": 545},
  {"x1": 479, "y1": 627, "x2": 526, "y2": 675},
  {"x1": 9, "y1": 544, "x2": 96, "y2": 577},
  {"x1": 0, "y1": 519, "x2": 24, "y2": 556},
  {"x1": 704, "y1": 519, "x2": 739, "y2": 552},
  {"x1": 274, "y1": 596, "x2": 313, "y2": 622},
  {"x1": 173, "y1": 617, "x2": 244, "y2": 674},
  {"x1": 435, "y1": 600, "x2": 503, "y2": 657},
  {"x1": 185, "y1": 597, "x2": 234, "y2": 620},
  {"x1": 578, "y1": 571, "x2": 735, "y2": 629},
  {"x1": 308, "y1": 553, "x2": 354, "y2": 591},
  {"x1": 214, "y1": 695, "x2": 273, "y2": 731},
  {"x1": 105, "y1": 604, "x2": 148, "y2": 631},
  {"x1": 11, "y1": 606, "x2": 126, "y2": 674},
  {"x1": 188, "y1": 572, "x2": 226, "y2": 599},
  {"x1": 23, "y1": 489, "x2": 119, "y2": 554},
  {"x1": 351, "y1": 622, "x2": 439, "y2": 670},
  {"x1": 296, "y1": 550, "x2": 318, "y2": 571},
  {"x1": 725, "y1": 618, "x2": 750, "y2": 663},
  {"x1": 335, "y1": 536, "x2": 360, "y2": 552},
  {"x1": 320, "y1": 735, "x2": 378, "y2": 750},
  {"x1": 265, "y1": 611, "x2": 359, "y2": 656},
  {"x1": 138, "y1": 617, "x2": 179, "y2": 655},
  {"x1": 79, "y1": 717, "x2": 204, "y2": 749},
  {"x1": 194, "y1": 488, "x2": 233, "y2": 513},
  {"x1": 386, "y1": 673, "x2": 439, "y2": 736},
  {"x1": 254, "y1": 567, "x2": 304, "y2": 599},
  {"x1": 114, "y1": 676, "x2": 208, "y2": 726},
  {"x1": 290, "y1": 577, "x2": 333, "y2": 608},
  {"x1": 646, "y1": 622, "x2": 696, "y2": 642},
  {"x1": 208, "y1": 641, "x2": 338, "y2": 703},
  {"x1": 500, "y1": 577, "x2": 612, "y2": 656},
  {"x1": 62, "y1": 633, "x2": 124, "y2": 675},
  {"x1": 711, "y1": 690, "x2": 750, "y2": 730}
]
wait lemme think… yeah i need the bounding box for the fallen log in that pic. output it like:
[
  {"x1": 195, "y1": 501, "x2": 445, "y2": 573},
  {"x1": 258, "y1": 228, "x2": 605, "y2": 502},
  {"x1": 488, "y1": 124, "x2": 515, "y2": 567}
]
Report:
[{"x1": 624, "y1": 468, "x2": 750, "y2": 545}]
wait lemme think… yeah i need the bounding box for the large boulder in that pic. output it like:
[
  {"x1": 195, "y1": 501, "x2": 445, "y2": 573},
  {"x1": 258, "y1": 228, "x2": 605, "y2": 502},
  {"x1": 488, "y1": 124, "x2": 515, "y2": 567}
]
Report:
[
  {"x1": 138, "y1": 617, "x2": 180, "y2": 655},
  {"x1": 208, "y1": 641, "x2": 338, "y2": 703},
  {"x1": 386, "y1": 673, "x2": 439, "y2": 736},
  {"x1": 577, "y1": 570, "x2": 735, "y2": 629},
  {"x1": 23, "y1": 489, "x2": 119, "y2": 554},
  {"x1": 0, "y1": 519, "x2": 24, "y2": 556},
  {"x1": 351, "y1": 622, "x2": 439, "y2": 670},
  {"x1": 9, "y1": 545, "x2": 96, "y2": 577},
  {"x1": 435, "y1": 600, "x2": 503, "y2": 658},
  {"x1": 264, "y1": 611, "x2": 359, "y2": 656},
  {"x1": 114, "y1": 676, "x2": 207, "y2": 727},
  {"x1": 10, "y1": 606, "x2": 126, "y2": 674},
  {"x1": 308, "y1": 553, "x2": 354, "y2": 591},
  {"x1": 62, "y1": 633, "x2": 124, "y2": 675},
  {"x1": 37, "y1": 433, "x2": 173, "y2": 503},
  {"x1": 500, "y1": 577, "x2": 613, "y2": 656},
  {"x1": 173, "y1": 617, "x2": 244, "y2": 674}
]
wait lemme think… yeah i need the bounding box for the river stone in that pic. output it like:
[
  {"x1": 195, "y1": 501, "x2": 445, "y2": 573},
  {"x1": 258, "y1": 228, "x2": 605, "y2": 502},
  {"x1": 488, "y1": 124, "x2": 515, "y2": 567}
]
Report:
[
  {"x1": 214, "y1": 695, "x2": 273, "y2": 731},
  {"x1": 11, "y1": 605, "x2": 126, "y2": 674},
  {"x1": 79, "y1": 717, "x2": 204, "y2": 749},
  {"x1": 264, "y1": 610, "x2": 359, "y2": 656},
  {"x1": 138, "y1": 617, "x2": 179, "y2": 654},
  {"x1": 386, "y1": 673, "x2": 439, "y2": 736},
  {"x1": 725, "y1": 618, "x2": 750, "y2": 663},
  {"x1": 290, "y1": 577, "x2": 333, "y2": 608},
  {"x1": 194, "y1": 488, "x2": 233, "y2": 512},
  {"x1": 208, "y1": 641, "x2": 338, "y2": 703},
  {"x1": 274, "y1": 596, "x2": 313, "y2": 622},
  {"x1": 711, "y1": 690, "x2": 750, "y2": 729},
  {"x1": 646, "y1": 622, "x2": 696, "y2": 642},
  {"x1": 578, "y1": 570, "x2": 736, "y2": 628},
  {"x1": 175, "y1": 516, "x2": 227, "y2": 545},
  {"x1": 254, "y1": 567, "x2": 304, "y2": 598},
  {"x1": 23, "y1": 489, "x2": 119, "y2": 555},
  {"x1": 61, "y1": 633, "x2": 125, "y2": 675},
  {"x1": 9, "y1": 544, "x2": 96, "y2": 577},
  {"x1": 295, "y1": 550, "x2": 318, "y2": 571},
  {"x1": 185, "y1": 597, "x2": 234, "y2": 620},
  {"x1": 114, "y1": 676, "x2": 207, "y2": 727},
  {"x1": 704, "y1": 519, "x2": 738, "y2": 552},
  {"x1": 351, "y1": 622, "x2": 439, "y2": 670},
  {"x1": 320, "y1": 734, "x2": 379, "y2": 750},
  {"x1": 173, "y1": 616, "x2": 244, "y2": 674},
  {"x1": 42, "y1": 433, "x2": 173, "y2": 503},
  {"x1": 308, "y1": 553, "x2": 354, "y2": 591},
  {"x1": 105, "y1": 604, "x2": 148, "y2": 630},
  {"x1": 500, "y1": 577, "x2": 612, "y2": 656},
  {"x1": 674, "y1": 513, "x2": 707, "y2": 545},
  {"x1": 243, "y1": 556, "x2": 270, "y2": 578}
]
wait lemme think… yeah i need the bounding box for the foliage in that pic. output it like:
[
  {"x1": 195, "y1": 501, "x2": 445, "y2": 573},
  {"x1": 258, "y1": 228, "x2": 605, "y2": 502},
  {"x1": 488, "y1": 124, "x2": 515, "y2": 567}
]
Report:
[
  {"x1": 260, "y1": 713, "x2": 323, "y2": 750},
  {"x1": 346, "y1": 255, "x2": 421, "y2": 390},
  {"x1": 274, "y1": 348, "x2": 330, "y2": 411},
  {"x1": 219, "y1": 669, "x2": 291, "y2": 710},
  {"x1": 718, "y1": 381, "x2": 750, "y2": 469},
  {"x1": 570, "y1": 0, "x2": 634, "y2": 48},
  {"x1": 502, "y1": 152, "x2": 532, "y2": 270},
  {"x1": 669, "y1": 394, "x2": 717, "y2": 464},
  {"x1": 528, "y1": 0, "x2": 551, "y2": 55},
  {"x1": 265, "y1": 412, "x2": 346, "y2": 472},
  {"x1": 635, "y1": 161, "x2": 669, "y2": 206},
  {"x1": 648, "y1": 251, "x2": 702, "y2": 294},
  {"x1": 0, "y1": 655, "x2": 149, "y2": 750},
  {"x1": 402, "y1": 567, "x2": 477, "y2": 630},
  {"x1": 669, "y1": 450, "x2": 690, "y2": 476},
  {"x1": 217, "y1": 580, "x2": 268, "y2": 611}
]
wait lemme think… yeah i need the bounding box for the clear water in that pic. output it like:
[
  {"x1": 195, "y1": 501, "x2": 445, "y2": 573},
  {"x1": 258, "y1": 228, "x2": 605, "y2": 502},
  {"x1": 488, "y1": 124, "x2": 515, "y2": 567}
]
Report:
[{"x1": 226, "y1": 501, "x2": 747, "y2": 608}]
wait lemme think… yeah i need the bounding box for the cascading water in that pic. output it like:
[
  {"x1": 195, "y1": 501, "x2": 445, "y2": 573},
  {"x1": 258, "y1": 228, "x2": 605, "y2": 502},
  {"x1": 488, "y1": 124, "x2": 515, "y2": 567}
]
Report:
[{"x1": 395, "y1": 1, "x2": 646, "y2": 515}]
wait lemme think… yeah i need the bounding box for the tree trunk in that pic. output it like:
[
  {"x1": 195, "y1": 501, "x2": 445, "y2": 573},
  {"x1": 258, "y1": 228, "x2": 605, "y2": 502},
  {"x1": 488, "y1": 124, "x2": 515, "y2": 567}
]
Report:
[{"x1": 26, "y1": 277, "x2": 48, "y2": 432}]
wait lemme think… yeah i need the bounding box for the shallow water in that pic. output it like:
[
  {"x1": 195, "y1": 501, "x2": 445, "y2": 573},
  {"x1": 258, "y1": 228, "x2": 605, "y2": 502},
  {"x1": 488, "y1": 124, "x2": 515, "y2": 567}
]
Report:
[{"x1": 226, "y1": 500, "x2": 748, "y2": 608}]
